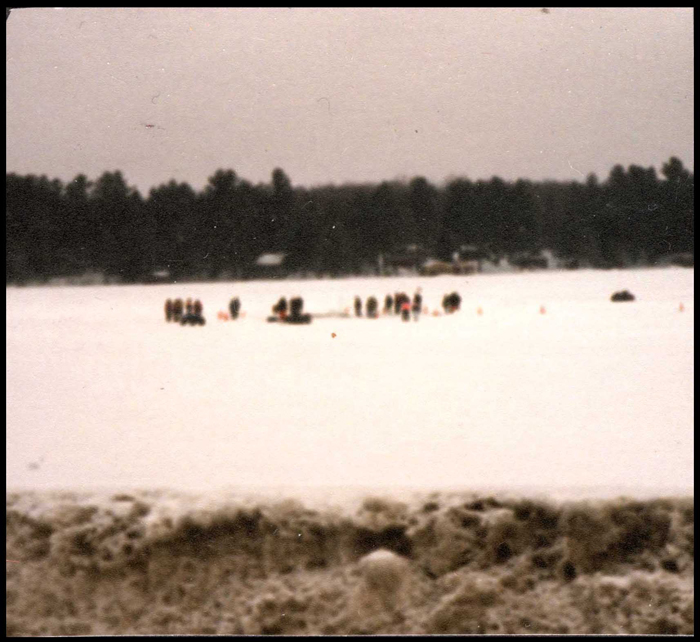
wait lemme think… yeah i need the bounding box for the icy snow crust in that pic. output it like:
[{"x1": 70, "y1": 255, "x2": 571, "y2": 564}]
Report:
[
  {"x1": 5, "y1": 490, "x2": 694, "y2": 635},
  {"x1": 6, "y1": 267, "x2": 694, "y2": 500}
]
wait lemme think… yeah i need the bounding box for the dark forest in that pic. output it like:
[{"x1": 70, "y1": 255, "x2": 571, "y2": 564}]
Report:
[{"x1": 5, "y1": 157, "x2": 693, "y2": 285}]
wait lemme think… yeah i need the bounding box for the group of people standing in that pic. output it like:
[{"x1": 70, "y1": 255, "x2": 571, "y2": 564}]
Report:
[
  {"x1": 390, "y1": 290, "x2": 423, "y2": 321},
  {"x1": 354, "y1": 296, "x2": 380, "y2": 319},
  {"x1": 353, "y1": 290, "x2": 423, "y2": 322},
  {"x1": 354, "y1": 289, "x2": 463, "y2": 320},
  {"x1": 270, "y1": 296, "x2": 312, "y2": 324},
  {"x1": 442, "y1": 291, "x2": 462, "y2": 313},
  {"x1": 165, "y1": 298, "x2": 206, "y2": 325},
  {"x1": 165, "y1": 288, "x2": 462, "y2": 326}
]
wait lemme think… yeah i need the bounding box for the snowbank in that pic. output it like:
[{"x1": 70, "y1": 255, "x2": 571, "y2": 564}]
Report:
[{"x1": 6, "y1": 489, "x2": 694, "y2": 635}]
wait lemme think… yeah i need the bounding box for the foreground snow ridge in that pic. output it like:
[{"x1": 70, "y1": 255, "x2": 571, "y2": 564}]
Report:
[{"x1": 5, "y1": 489, "x2": 694, "y2": 635}]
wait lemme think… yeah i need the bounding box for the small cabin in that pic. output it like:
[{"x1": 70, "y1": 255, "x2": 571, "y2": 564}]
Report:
[
  {"x1": 421, "y1": 259, "x2": 453, "y2": 276},
  {"x1": 143, "y1": 268, "x2": 172, "y2": 284},
  {"x1": 455, "y1": 244, "x2": 489, "y2": 261},
  {"x1": 421, "y1": 257, "x2": 479, "y2": 276},
  {"x1": 453, "y1": 245, "x2": 490, "y2": 272},
  {"x1": 509, "y1": 252, "x2": 549, "y2": 271},
  {"x1": 662, "y1": 253, "x2": 694, "y2": 268},
  {"x1": 452, "y1": 259, "x2": 479, "y2": 275},
  {"x1": 252, "y1": 252, "x2": 288, "y2": 279},
  {"x1": 384, "y1": 244, "x2": 429, "y2": 274}
]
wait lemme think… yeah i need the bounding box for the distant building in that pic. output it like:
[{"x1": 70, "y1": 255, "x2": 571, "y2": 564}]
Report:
[
  {"x1": 420, "y1": 256, "x2": 481, "y2": 276},
  {"x1": 453, "y1": 245, "x2": 491, "y2": 272},
  {"x1": 452, "y1": 259, "x2": 480, "y2": 275},
  {"x1": 455, "y1": 244, "x2": 488, "y2": 261},
  {"x1": 418, "y1": 244, "x2": 488, "y2": 275},
  {"x1": 384, "y1": 244, "x2": 429, "y2": 274},
  {"x1": 252, "y1": 252, "x2": 288, "y2": 279},
  {"x1": 256, "y1": 253, "x2": 286, "y2": 267},
  {"x1": 420, "y1": 259, "x2": 454, "y2": 276},
  {"x1": 657, "y1": 252, "x2": 694, "y2": 268},
  {"x1": 149, "y1": 269, "x2": 171, "y2": 283},
  {"x1": 509, "y1": 251, "x2": 549, "y2": 270}
]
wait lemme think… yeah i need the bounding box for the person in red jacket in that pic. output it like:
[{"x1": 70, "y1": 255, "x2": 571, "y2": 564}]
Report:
[
  {"x1": 400, "y1": 297, "x2": 411, "y2": 322},
  {"x1": 272, "y1": 296, "x2": 288, "y2": 320}
]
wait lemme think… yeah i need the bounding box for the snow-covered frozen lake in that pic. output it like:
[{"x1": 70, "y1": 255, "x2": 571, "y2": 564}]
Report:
[{"x1": 6, "y1": 268, "x2": 694, "y2": 501}]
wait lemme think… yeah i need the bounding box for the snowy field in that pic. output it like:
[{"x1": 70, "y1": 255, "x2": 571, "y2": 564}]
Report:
[{"x1": 6, "y1": 267, "x2": 694, "y2": 502}]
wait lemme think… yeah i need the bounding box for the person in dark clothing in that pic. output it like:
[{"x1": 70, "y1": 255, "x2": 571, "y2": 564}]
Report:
[
  {"x1": 354, "y1": 296, "x2": 363, "y2": 317},
  {"x1": 287, "y1": 296, "x2": 311, "y2": 323},
  {"x1": 180, "y1": 302, "x2": 205, "y2": 325},
  {"x1": 412, "y1": 289, "x2": 422, "y2": 321},
  {"x1": 443, "y1": 291, "x2": 460, "y2": 313},
  {"x1": 229, "y1": 297, "x2": 241, "y2": 319},
  {"x1": 443, "y1": 293, "x2": 454, "y2": 314},
  {"x1": 272, "y1": 296, "x2": 288, "y2": 320},
  {"x1": 185, "y1": 298, "x2": 193, "y2": 316},
  {"x1": 384, "y1": 294, "x2": 393, "y2": 315},
  {"x1": 173, "y1": 298, "x2": 184, "y2": 322},
  {"x1": 290, "y1": 297, "x2": 302, "y2": 317},
  {"x1": 394, "y1": 292, "x2": 402, "y2": 315},
  {"x1": 366, "y1": 296, "x2": 378, "y2": 319},
  {"x1": 165, "y1": 299, "x2": 173, "y2": 322}
]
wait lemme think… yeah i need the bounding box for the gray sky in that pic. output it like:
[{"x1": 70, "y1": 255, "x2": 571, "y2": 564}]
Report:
[{"x1": 6, "y1": 7, "x2": 694, "y2": 194}]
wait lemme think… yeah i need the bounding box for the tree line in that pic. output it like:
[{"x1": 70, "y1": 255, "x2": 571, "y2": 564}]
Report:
[{"x1": 5, "y1": 157, "x2": 693, "y2": 285}]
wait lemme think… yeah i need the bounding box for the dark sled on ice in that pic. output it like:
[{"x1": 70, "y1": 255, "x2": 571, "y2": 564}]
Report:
[
  {"x1": 181, "y1": 313, "x2": 206, "y2": 325},
  {"x1": 611, "y1": 290, "x2": 635, "y2": 302},
  {"x1": 267, "y1": 314, "x2": 313, "y2": 324}
]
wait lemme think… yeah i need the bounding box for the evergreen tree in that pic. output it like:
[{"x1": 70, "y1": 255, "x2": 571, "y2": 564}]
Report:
[
  {"x1": 4, "y1": 155, "x2": 694, "y2": 285},
  {"x1": 90, "y1": 171, "x2": 144, "y2": 282}
]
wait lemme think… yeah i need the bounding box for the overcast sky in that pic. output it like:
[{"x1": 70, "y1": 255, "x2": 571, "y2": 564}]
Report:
[{"x1": 6, "y1": 7, "x2": 694, "y2": 194}]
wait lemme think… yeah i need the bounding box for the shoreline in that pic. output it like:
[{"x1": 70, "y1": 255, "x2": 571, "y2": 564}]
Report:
[{"x1": 5, "y1": 262, "x2": 694, "y2": 290}]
